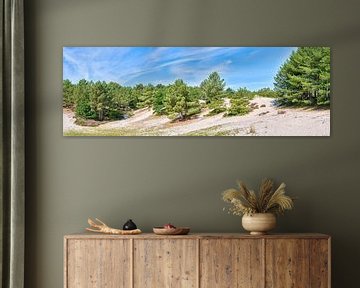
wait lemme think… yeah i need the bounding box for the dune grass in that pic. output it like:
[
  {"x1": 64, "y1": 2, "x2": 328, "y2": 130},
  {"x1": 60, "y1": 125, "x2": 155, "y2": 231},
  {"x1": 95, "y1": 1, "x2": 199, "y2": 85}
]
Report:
[{"x1": 64, "y1": 128, "x2": 160, "y2": 136}]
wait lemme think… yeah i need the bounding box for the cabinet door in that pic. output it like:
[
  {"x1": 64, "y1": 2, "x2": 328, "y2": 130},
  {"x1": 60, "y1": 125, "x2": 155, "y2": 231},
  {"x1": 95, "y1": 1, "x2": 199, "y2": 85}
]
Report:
[
  {"x1": 200, "y1": 239, "x2": 264, "y2": 288},
  {"x1": 134, "y1": 239, "x2": 198, "y2": 288},
  {"x1": 66, "y1": 239, "x2": 131, "y2": 288},
  {"x1": 309, "y1": 239, "x2": 330, "y2": 288},
  {"x1": 266, "y1": 239, "x2": 309, "y2": 287}
]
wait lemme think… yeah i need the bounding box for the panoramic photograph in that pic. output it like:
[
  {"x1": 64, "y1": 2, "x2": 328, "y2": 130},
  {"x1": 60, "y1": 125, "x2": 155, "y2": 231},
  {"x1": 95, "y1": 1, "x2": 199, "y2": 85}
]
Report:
[{"x1": 63, "y1": 47, "x2": 330, "y2": 136}]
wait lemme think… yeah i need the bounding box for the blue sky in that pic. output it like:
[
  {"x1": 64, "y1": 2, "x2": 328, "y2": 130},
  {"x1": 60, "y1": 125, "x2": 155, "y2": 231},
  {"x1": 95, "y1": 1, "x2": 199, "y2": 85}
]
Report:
[{"x1": 63, "y1": 47, "x2": 296, "y2": 90}]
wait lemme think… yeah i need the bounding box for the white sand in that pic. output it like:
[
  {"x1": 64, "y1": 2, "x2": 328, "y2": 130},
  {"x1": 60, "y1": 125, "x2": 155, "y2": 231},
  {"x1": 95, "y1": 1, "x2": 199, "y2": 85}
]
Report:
[{"x1": 63, "y1": 97, "x2": 330, "y2": 136}]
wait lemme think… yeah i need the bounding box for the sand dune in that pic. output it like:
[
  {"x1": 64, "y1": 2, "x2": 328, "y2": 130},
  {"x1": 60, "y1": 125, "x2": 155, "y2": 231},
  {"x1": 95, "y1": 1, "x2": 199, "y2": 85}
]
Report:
[{"x1": 63, "y1": 97, "x2": 330, "y2": 136}]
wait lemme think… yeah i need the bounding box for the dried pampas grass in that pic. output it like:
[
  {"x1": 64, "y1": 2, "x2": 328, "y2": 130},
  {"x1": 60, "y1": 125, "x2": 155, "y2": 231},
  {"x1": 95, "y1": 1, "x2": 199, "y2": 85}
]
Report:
[{"x1": 222, "y1": 179, "x2": 294, "y2": 216}]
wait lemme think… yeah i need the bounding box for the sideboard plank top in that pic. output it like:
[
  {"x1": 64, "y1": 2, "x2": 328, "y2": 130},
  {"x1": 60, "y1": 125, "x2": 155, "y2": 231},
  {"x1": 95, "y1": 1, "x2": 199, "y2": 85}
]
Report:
[{"x1": 64, "y1": 232, "x2": 330, "y2": 240}]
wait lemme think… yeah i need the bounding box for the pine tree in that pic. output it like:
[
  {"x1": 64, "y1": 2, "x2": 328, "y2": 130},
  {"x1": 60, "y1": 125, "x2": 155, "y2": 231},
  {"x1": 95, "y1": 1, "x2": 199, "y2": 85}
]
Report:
[
  {"x1": 107, "y1": 82, "x2": 131, "y2": 119},
  {"x1": 200, "y1": 72, "x2": 226, "y2": 103},
  {"x1": 74, "y1": 79, "x2": 97, "y2": 119},
  {"x1": 225, "y1": 88, "x2": 253, "y2": 116},
  {"x1": 153, "y1": 87, "x2": 166, "y2": 115},
  {"x1": 235, "y1": 87, "x2": 254, "y2": 99},
  {"x1": 226, "y1": 98, "x2": 251, "y2": 116},
  {"x1": 137, "y1": 84, "x2": 154, "y2": 108},
  {"x1": 89, "y1": 81, "x2": 115, "y2": 121},
  {"x1": 274, "y1": 47, "x2": 330, "y2": 106},
  {"x1": 63, "y1": 79, "x2": 75, "y2": 108},
  {"x1": 255, "y1": 88, "x2": 277, "y2": 98},
  {"x1": 164, "y1": 79, "x2": 201, "y2": 120}
]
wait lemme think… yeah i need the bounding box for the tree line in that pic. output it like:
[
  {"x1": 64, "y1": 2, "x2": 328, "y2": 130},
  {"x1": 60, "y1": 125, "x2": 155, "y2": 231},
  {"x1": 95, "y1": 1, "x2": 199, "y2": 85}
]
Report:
[
  {"x1": 63, "y1": 72, "x2": 262, "y2": 121},
  {"x1": 63, "y1": 47, "x2": 330, "y2": 122}
]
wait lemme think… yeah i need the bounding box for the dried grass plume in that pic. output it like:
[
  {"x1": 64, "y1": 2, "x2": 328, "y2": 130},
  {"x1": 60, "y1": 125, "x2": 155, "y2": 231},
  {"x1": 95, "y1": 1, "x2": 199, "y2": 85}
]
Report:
[{"x1": 222, "y1": 178, "x2": 294, "y2": 216}]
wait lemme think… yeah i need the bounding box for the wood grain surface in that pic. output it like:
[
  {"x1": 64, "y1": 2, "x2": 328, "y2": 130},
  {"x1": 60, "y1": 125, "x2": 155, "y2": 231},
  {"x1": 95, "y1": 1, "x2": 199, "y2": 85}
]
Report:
[
  {"x1": 66, "y1": 239, "x2": 131, "y2": 288},
  {"x1": 133, "y1": 239, "x2": 198, "y2": 288},
  {"x1": 309, "y1": 239, "x2": 330, "y2": 288},
  {"x1": 64, "y1": 233, "x2": 330, "y2": 288},
  {"x1": 200, "y1": 239, "x2": 264, "y2": 288},
  {"x1": 265, "y1": 239, "x2": 310, "y2": 287},
  {"x1": 65, "y1": 233, "x2": 330, "y2": 240}
]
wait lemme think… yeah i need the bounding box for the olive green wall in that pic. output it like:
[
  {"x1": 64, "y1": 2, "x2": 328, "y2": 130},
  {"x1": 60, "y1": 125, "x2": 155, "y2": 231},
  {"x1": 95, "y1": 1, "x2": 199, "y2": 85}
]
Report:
[{"x1": 25, "y1": 0, "x2": 360, "y2": 287}]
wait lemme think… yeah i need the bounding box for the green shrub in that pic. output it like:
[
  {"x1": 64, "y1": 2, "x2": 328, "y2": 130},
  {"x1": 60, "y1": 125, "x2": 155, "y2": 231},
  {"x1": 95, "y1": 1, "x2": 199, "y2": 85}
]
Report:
[
  {"x1": 225, "y1": 98, "x2": 251, "y2": 116},
  {"x1": 255, "y1": 87, "x2": 277, "y2": 98},
  {"x1": 207, "y1": 99, "x2": 227, "y2": 115}
]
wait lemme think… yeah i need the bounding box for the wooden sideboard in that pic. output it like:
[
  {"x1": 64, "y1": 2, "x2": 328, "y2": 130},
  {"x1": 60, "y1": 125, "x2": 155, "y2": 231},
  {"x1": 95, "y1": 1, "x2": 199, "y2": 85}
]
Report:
[{"x1": 64, "y1": 233, "x2": 330, "y2": 288}]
